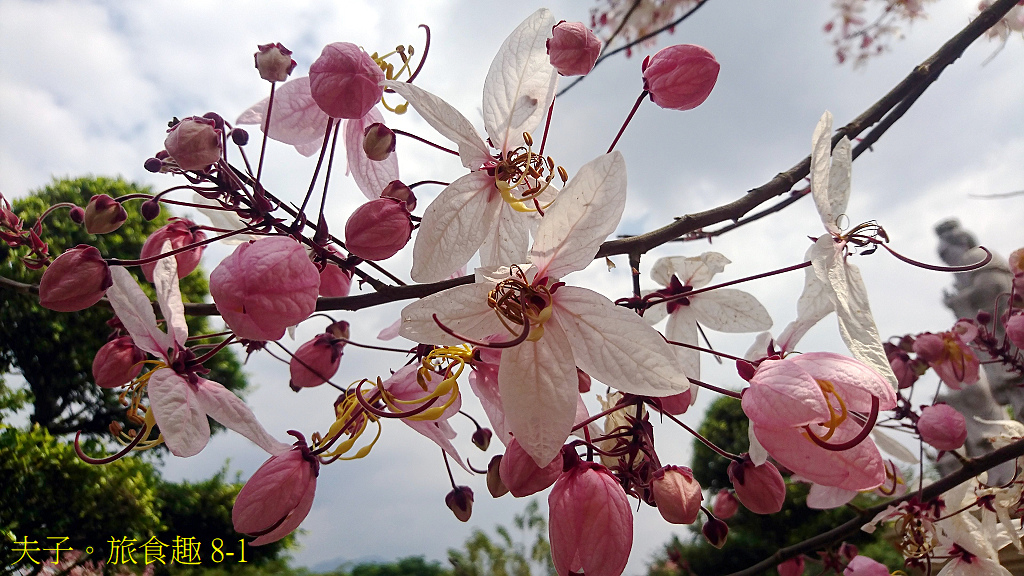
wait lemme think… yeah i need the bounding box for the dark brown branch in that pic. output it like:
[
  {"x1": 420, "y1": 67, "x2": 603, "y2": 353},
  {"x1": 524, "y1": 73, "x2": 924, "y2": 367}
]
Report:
[{"x1": 726, "y1": 436, "x2": 1024, "y2": 576}]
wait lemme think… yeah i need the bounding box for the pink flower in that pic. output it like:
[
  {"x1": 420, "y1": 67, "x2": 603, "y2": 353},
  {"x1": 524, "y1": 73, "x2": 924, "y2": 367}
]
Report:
[
  {"x1": 210, "y1": 237, "x2": 320, "y2": 342},
  {"x1": 39, "y1": 245, "x2": 112, "y2": 312},
  {"x1": 139, "y1": 218, "x2": 206, "y2": 282},
  {"x1": 499, "y1": 438, "x2": 563, "y2": 497},
  {"x1": 254, "y1": 43, "x2": 296, "y2": 83},
  {"x1": 549, "y1": 461, "x2": 633, "y2": 576},
  {"x1": 92, "y1": 336, "x2": 146, "y2": 389},
  {"x1": 742, "y1": 352, "x2": 897, "y2": 491},
  {"x1": 319, "y1": 262, "x2": 353, "y2": 298},
  {"x1": 1004, "y1": 313, "x2": 1024, "y2": 351},
  {"x1": 1009, "y1": 247, "x2": 1024, "y2": 295},
  {"x1": 642, "y1": 44, "x2": 720, "y2": 111},
  {"x1": 344, "y1": 197, "x2": 412, "y2": 261},
  {"x1": 233, "y1": 437, "x2": 317, "y2": 545},
  {"x1": 83, "y1": 194, "x2": 127, "y2": 235},
  {"x1": 164, "y1": 116, "x2": 222, "y2": 171},
  {"x1": 380, "y1": 364, "x2": 467, "y2": 470},
  {"x1": 912, "y1": 331, "x2": 980, "y2": 389},
  {"x1": 712, "y1": 488, "x2": 739, "y2": 519},
  {"x1": 778, "y1": 557, "x2": 805, "y2": 576},
  {"x1": 308, "y1": 42, "x2": 385, "y2": 120},
  {"x1": 547, "y1": 21, "x2": 601, "y2": 76},
  {"x1": 651, "y1": 465, "x2": 703, "y2": 524},
  {"x1": 843, "y1": 555, "x2": 891, "y2": 576},
  {"x1": 918, "y1": 404, "x2": 967, "y2": 451},
  {"x1": 728, "y1": 456, "x2": 786, "y2": 514},
  {"x1": 289, "y1": 333, "x2": 345, "y2": 390}
]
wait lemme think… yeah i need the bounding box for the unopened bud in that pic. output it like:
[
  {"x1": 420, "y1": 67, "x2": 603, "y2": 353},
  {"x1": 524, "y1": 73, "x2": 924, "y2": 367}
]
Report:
[
  {"x1": 230, "y1": 128, "x2": 249, "y2": 146},
  {"x1": 918, "y1": 404, "x2": 967, "y2": 451},
  {"x1": 255, "y1": 42, "x2": 297, "y2": 83},
  {"x1": 651, "y1": 465, "x2": 703, "y2": 525},
  {"x1": 202, "y1": 112, "x2": 224, "y2": 130},
  {"x1": 499, "y1": 438, "x2": 561, "y2": 497},
  {"x1": 712, "y1": 488, "x2": 739, "y2": 519},
  {"x1": 727, "y1": 456, "x2": 786, "y2": 515},
  {"x1": 381, "y1": 180, "x2": 416, "y2": 211},
  {"x1": 289, "y1": 332, "x2": 344, "y2": 391},
  {"x1": 144, "y1": 157, "x2": 163, "y2": 173},
  {"x1": 164, "y1": 116, "x2": 222, "y2": 171},
  {"x1": 486, "y1": 455, "x2": 508, "y2": 498},
  {"x1": 141, "y1": 200, "x2": 161, "y2": 221},
  {"x1": 93, "y1": 336, "x2": 146, "y2": 388},
  {"x1": 472, "y1": 428, "x2": 493, "y2": 451},
  {"x1": 642, "y1": 44, "x2": 720, "y2": 111},
  {"x1": 547, "y1": 21, "x2": 601, "y2": 76},
  {"x1": 701, "y1": 515, "x2": 729, "y2": 549},
  {"x1": 84, "y1": 194, "x2": 128, "y2": 235},
  {"x1": 445, "y1": 486, "x2": 474, "y2": 522},
  {"x1": 344, "y1": 197, "x2": 412, "y2": 261},
  {"x1": 777, "y1": 556, "x2": 805, "y2": 576},
  {"x1": 363, "y1": 123, "x2": 396, "y2": 161},
  {"x1": 1006, "y1": 314, "x2": 1024, "y2": 350},
  {"x1": 309, "y1": 42, "x2": 385, "y2": 119},
  {"x1": 69, "y1": 206, "x2": 85, "y2": 224},
  {"x1": 39, "y1": 245, "x2": 112, "y2": 312}
]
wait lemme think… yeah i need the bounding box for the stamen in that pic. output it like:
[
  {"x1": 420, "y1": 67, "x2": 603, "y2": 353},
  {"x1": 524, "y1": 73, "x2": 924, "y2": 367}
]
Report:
[{"x1": 802, "y1": 395, "x2": 880, "y2": 451}]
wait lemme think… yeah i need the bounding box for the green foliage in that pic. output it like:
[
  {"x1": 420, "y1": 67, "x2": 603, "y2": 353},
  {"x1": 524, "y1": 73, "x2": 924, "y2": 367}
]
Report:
[
  {"x1": 688, "y1": 396, "x2": 747, "y2": 493},
  {"x1": 448, "y1": 501, "x2": 554, "y2": 576},
  {"x1": 0, "y1": 176, "x2": 246, "y2": 439}
]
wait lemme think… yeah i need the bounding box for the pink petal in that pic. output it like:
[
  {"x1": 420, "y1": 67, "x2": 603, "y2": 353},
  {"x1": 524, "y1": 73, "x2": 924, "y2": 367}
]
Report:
[
  {"x1": 787, "y1": 352, "x2": 896, "y2": 412},
  {"x1": 194, "y1": 379, "x2": 289, "y2": 455},
  {"x1": 549, "y1": 463, "x2": 632, "y2": 576},
  {"x1": 251, "y1": 473, "x2": 316, "y2": 546},
  {"x1": 742, "y1": 359, "x2": 830, "y2": 428},
  {"x1": 148, "y1": 369, "x2": 209, "y2": 457},
  {"x1": 469, "y1": 361, "x2": 512, "y2": 446},
  {"x1": 236, "y1": 76, "x2": 328, "y2": 155},
  {"x1": 233, "y1": 448, "x2": 314, "y2": 535}
]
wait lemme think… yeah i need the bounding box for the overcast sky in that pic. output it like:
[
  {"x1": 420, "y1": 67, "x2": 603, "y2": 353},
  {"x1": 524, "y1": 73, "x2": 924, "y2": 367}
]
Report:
[{"x1": 2, "y1": 0, "x2": 1023, "y2": 573}]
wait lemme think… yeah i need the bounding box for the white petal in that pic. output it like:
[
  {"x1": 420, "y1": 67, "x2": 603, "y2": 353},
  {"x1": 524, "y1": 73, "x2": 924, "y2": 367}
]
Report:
[
  {"x1": 827, "y1": 137, "x2": 852, "y2": 225},
  {"x1": 106, "y1": 266, "x2": 171, "y2": 358},
  {"x1": 399, "y1": 282, "x2": 507, "y2": 345},
  {"x1": 384, "y1": 80, "x2": 490, "y2": 170},
  {"x1": 531, "y1": 152, "x2": 626, "y2": 280},
  {"x1": 482, "y1": 8, "x2": 558, "y2": 153},
  {"x1": 553, "y1": 286, "x2": 690, "y2": 396},
  {"x1": 191, "y1": 194, "x2": 256, "y2": 244},
  {"x1": 871, "y1": 429, "x2": 919, "y2": 464},
  {"x1": 194, "y1": 379, "x2": 289, "y2": 455},
  {"x1": 810, "y1": 111, "x2": 838, "y2": 233},
  {"x1": 691, "y1": 289, "x2": 773, "y2": 333},
  {"x1": 479, "y1": 201, "x2": 532, "y2": 268},
  {"x1": 498, "y1": 316, "x2": 578, "y2": 466},
  {"x1": 344, "y1": 108, "x2": 399, "y2": 199},
  {"x1": 665, "y1": 309, "x2": 700, "y2": 381},
  {"x1": 744, "y1": 331, "x2": 776, "y2": 361},
  {"x1": 777, "y1": 243, "x2": 835, "y2": 352},
  {"x1": 148, "y1": 369, "x2": 209, "y2": 458},
  {"x1": 748, "y1": 425, "x2": 769, "y2": 466},
  {"x1": 153, "y1": 241, "x2": 187, "y2": 348},
  {"x1": 806, "y1": 484, "x2": 857, "y2": 509},
  {"x1": 236, "y1": 77, "x2": 330, "y2": 148},
  {"x1": 651, "y1": 253, "x2": 730, "y2": 289},
  {"x1": 411, "y1": 172, "x2": 501, "y2": 283}
]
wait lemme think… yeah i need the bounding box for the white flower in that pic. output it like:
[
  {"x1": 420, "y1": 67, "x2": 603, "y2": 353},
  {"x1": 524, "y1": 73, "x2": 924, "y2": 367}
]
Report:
[
  {"x1": 399, "y1": 152, "x2": 690, "y2": 465},
  {"x1": 385, "y1": 8, "x2": 559, "y2": 282}
]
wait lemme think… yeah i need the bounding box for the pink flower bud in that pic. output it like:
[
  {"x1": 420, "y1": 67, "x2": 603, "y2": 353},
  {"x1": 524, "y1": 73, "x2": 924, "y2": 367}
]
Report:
[
  {"x1": 233, "y1": 442, "x2": 318, "y2": 546},
  {"x1": 289, "y1": 333, "x2": 344, "y2": 391},
  {"x1": 1006, "y1": 313, "x2": 1024, "y2": 350},
  {"x1": 642, "y1": 44, "x2": 720, "y2": 111},
  {"x1": 651, "y1": 465, "x2": 703, "y2": 525},
  {"x1": 309, "y1": 42, "x2": 385, "y2": 119},
  {"x1": 549, "y1": 462, "x2": 632, "y2": 576},
  {"x1": 140, "y1": 199, "x2": 161, "y2": 221},
  {"x1": 885, "y1": 342, "x2": 918, "y2": 389},
  {"x1": 164, "y1": 116, "x2": 222, "y2": 171},
  {"x1": 445, "y1": 486, "x2": 475, "y2": 522},
  {"x1": 918, "y1": 404, "x2": 967, "y2": 451},
  {"x1": 362, "y1": 123, "x2": 396, "y2": 161},
  {"x1": 778, "y1": 556, "x2": 805, "y2": 576},
  {"x1": 344, "y1": 198, "x2": 412, "y2": 261},
  {"x1": 487, "y1": 455, "x2": 509, "y2": 498},
  {"x1": 712, "y1": 489, "x2": 739, "y2": 519},
  {"x1": 83, "y1": 194, "x2": 128, "y2": 235},
  {"x1": 701, "y1": 515, "x2": 729, "y2": 548},
  {"x1": 39, "y1": 245, "x2": 112, "y2": 312},
  {"x1": 93, "y1": 336, "x2": 146, "y2": 389},
  {"x1": 843, "y1": 555, "x2": 891, "y2": 576},
  {"x1": 499, "y1": 437, "x2": 562, "y2": 497},
  {"x1": 69, "y1": 206, "x2": 85, "y2": 224},
  {"x1": 547, "y1": 21, "x2": 601, "y2": 76},
  {"x1": 319, "y1": 263, "x2": 352, "y2": 298},
  {"x1": 139, "y1": 219, "x2": 206, "y2": 282},
  {"x1": 472, "y1": 428, "x2": 493, "y2": 451},
  {"x1": 381, "y1": 180, "x2": 417, "y2": 211},
  {"x1": 255, "y1": 43, "x2": 297, "y2": 83},
  {"x1": 727, "y1": 456, "x2": 786, "y2": 514},
  {"x1": 210, "y1": 237, "x2": 321, "y2": 342}
]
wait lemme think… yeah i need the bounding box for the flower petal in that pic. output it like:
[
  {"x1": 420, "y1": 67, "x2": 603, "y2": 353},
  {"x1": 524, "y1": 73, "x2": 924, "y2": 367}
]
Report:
[
  {"x1": 692, "y1": 289, "x2": 773, "y2": 333},
  {"x1": 399, "y1": 282, "x2": 507, "y2": 345},
  {"x1": 810, "y1": 111, "x2": 840, "y2": 235},
  {"x1": 236, "y1": 76, "x2": 329, "y2": 155},
  {"x1": 107, "y1": 266, "x2": 171, "y2": 358},
  {"x1": 383, "y1": 80, "x2": 490, "y2": 170},
  {"x1": 482, "y1": 8, "x2": 558, "y2": 153},
  {"x1": 469, "y1": 362, "x2": 511, "y2": 447},
  {"x1": 251, "y1": 474, "x2": 316, "y2": 546},
  {"x1": 194, "y1": 379, "x2": 289, "y2": 455},
  {"x1": 806, "y1": 484, "x2": 857, "y2": 509},
  {"x1": 479, "y1": 201, "x2": 532, "y2": 268},
  {"x1": 499, "y1": 317, "x2": 578, "y2": 466},
  {"x1": 753, "y1": 419, "x2": 886, "y2": 491},
  {"x1": 553, "y1": 286, "x2": 690, "y2": 396},
  {"x1": 148, "y1": 369, "x2": 209, "y2": 457},
  {"x1": 651, "y1": 253, "x2": 730, "y2": 289},
  {"x1": 344, "y1": 107, "x2": 399, "y2": 199},
  {"x1": 787, "y1": 352, "x2": 896, "y2": 412},
  {"x1": 233, "y1": 448, "x2": 313, "y2": 535},
  {"x1": 777, "y1": 249, "x2": 835, "y2": 353},
  {"x1": 153, "y1": 241, "x2": 188, "y2": 348},
  {"x1": 742, "y1": 359, "x2": 829, "y2": 428},
  {"x1": 664, "y1": 308, "x2": 700, "y2": 380},
  {"x1": 411, "y1": 171, "x2": 501, "y2": 283},
  {"x1": 531, "y1": 152, "x2": 626, "y2": 281}
]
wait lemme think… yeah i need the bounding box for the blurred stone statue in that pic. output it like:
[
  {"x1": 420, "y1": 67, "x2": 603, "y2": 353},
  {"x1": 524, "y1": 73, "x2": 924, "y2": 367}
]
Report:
[{"x1": 934, "y1": 218, "x2": 1021, "y2": 480}]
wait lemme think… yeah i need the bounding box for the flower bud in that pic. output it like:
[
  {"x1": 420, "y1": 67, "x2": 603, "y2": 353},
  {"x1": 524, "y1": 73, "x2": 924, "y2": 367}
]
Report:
[
  {"x1": 230, "y1": 128, "x2": 249, "y2": 146},
  {"x1": 642, "y1": 44, "x2": 720, "y2": 111},
  {"x1": 39, "y1": 245, "x2": 112, "y2": 312},
  {"x1": 445, "y1": 486, "x2": 474, "y2": 522},
  {"x1": 139, "y1": 219, "x2": 206, "y2": 282},
  {"x1": 362, "y1": 123, "x2": 396, "y2": 161},
  {"x1": 472, "y1": 427, "x2": 493, "y2": 451},
  {"x1": 712, "y1": 489, "x2": 739, "y2": 519},
  {"x1": 381, "y1": 180, "x2": 416, "y2": 211},
  {"x1": 140, "y1": 199, "x2": 161, "y2": 221},
  {"x1": 309, "y1": 42, "x2": 385, "y2": 120},
  {"x1": 651, "y1": 465, "x2": 703, "y2": 524},
  {"x1": 577, "y1": 368, "x2": 591, "y2": 393},
  {"x1": 727, "y1": 456, "x2": 786, "y2": 514},
  {"x1": 202, "y1": 112, "x2": 225, "y2": 131},
  {"x1": 255, "y1": 42, "x2": 297, "y2": 83},
  {"x1": 233, "y1": 441, "x2": 318, "y2": 546},
  {"x1": 319, "y1": 247, "x2": 353, "y2": 298},
  {"x1": 344, "y1": 198, "x2": 412, "y2": 261},
  {"x1": 1006, "y1": 314, "x2": 1024, "y2": 350},
  {"x1": 843, "y1": 555, "x2": 890, "y2": 576},
  {"x1": 486, "y1": 455, "x2": 509, "y2": 498},
  {"x1": 67, "y1": 206, "x2": 85, "y2": 225},
  {"x1": 92, "y1": 336, "x2": 146, "y2": 388},
  {"x1": 918, "y1": 404, "x2": 967, "y2": 451},
  {"x1": 83, "y1": 194, "x2": 128, "y2": 235},
  {"x1": 885, "y1": 342, "x2": 918, "y2": 389},
  {"x1": 547, "y1": 21, "x2": 601, "y2": 76},
  {"x1": 777, "y1": 556, "x2": 804, "y2": 576},
  {"x1": 499, "y1": 438, "x2": 563, "y2": 497},
  {"x1": 701, "y1": 515, "x2": 729, "y2": 549},
  {"x1": 144, "y1": 157, "x2": 163, "y2": 173},
  {"x1": 289, "y1": 333, "x2": 344, "y2": 391},
  {"x1": 548, "y1": 461, "x2": 632, "y2": 576},
  {"x1": 327, "y1": 320, "x2": 350, "y2": 340},
  {"x1": 164, "y1": 116, "x2": 222, "y2": 171}
]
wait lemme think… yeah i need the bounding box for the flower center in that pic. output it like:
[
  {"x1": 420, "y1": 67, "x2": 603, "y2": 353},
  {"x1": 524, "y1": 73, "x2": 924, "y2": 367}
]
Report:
[
  {"x1": 488, "y1": 266, "x2": 554, "y2": 342},
  {"x1": 490, "y1": 132, "x2": 566, "y2": 213}
]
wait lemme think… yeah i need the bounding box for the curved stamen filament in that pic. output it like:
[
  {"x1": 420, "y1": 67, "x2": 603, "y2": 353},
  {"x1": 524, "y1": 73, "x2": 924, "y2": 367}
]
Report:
[{"x1": 803, "y1": 395, "x2": 880, "y2": 451}]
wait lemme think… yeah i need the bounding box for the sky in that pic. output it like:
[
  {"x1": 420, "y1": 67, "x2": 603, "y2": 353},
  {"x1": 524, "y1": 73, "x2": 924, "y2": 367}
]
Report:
[{"x1": 2, "y1": 0, "x2": 1023, "y2": 573}]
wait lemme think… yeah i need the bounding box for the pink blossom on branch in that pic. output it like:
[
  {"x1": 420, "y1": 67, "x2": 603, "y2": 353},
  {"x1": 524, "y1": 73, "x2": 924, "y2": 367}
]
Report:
[
  {"x1": 309, "y1": 42, "x2": 386, "y2": 120},
  {"x1": 547, "y1": 21, "x2": 601, "y2": 76},
  {"x1": 38, "y1": 244, "x2": 112, "y2": 312},
  {"x1": 233, "y1": 436, "x2": 318, "y2": 545},
  {"x1": 642, "y1": 44, "x2": 720, "y2": 111},
  {"x1": 139, "y1": 218, "x2": 206, "y2": 282},
  {"x1": 92, "y1": 336, "x2": 146, "y2": 389}
]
